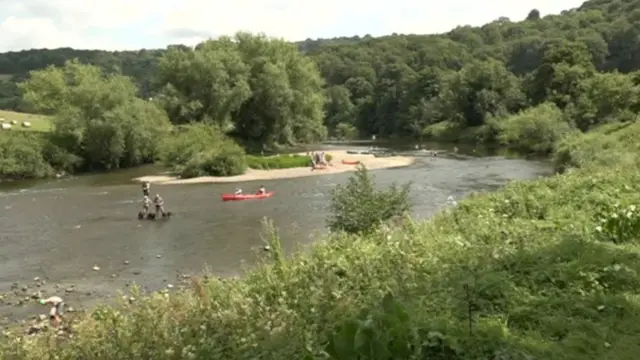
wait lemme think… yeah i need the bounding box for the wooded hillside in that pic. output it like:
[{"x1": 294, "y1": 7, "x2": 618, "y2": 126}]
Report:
[{"x1": 1, "y1": 0, "x2": 639, "y2": 140}]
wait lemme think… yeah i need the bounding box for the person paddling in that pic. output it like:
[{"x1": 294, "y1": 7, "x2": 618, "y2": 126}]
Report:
[
  {"x1": 234, "y1": 188, "x2": 243, "y2": 195},
  {"x1": 257, "y1": 185, "x2": 266, "y2": 195}
]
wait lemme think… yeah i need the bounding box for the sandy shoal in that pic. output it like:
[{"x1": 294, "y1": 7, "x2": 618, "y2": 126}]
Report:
[{"x1": 133, "y1": 150, "x2": 414, "y2": 185}]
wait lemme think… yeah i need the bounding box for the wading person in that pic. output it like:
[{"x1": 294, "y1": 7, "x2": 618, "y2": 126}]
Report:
[
  {"x1": 142, "y1": 195, "x2": 151, "y2": 216},
  {"x1": 154, "y1": 194, "x2": 165, "y2": 217},
  {"x1": 142, "y1": 181, "x2": 150, "y2": 197},
  {"x1": 39, "y1": 296, "x2": 64, "y2": 328}
]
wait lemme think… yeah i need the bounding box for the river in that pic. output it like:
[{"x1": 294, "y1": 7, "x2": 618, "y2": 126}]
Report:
[{"x1": 0, "y1": 144, "x2": 551, "y2": 323}]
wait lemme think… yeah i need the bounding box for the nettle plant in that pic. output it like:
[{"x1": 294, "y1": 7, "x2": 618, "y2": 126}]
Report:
[{"x1": 595, "y1": 203, "x2": 640, "y2": 243}]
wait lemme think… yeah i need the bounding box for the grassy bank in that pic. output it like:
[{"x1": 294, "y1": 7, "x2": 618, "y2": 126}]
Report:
[
  {"x1": 0, "y1": 116, "x2": 332, "y2": 180},
  {"x1": 553, "y1": 121, "x2": 640, "y2": 173},
  {"x1": 0, "y1": 110, "x2": 51, "y2": 132},
  {"x1": 423, "y1": 104, "x2": 579, "y2": 157},
  {"x1": 246, "y1": 153, "x2": 333, "y2": 170},
  {"x1": 2, "y1": 121, "x2": 639, "y2": 359}
]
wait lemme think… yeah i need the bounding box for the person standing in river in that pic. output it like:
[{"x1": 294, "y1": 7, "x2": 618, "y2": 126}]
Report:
[
  {"x1": 142, "y1": 181, "x2": 150, "y2": 197},
  {"x1": 142, "y1": 195, "x2": 151, "y2": 216},
  {"x1": 154, "y1": 194, "x2": 165, "y2": 218}
]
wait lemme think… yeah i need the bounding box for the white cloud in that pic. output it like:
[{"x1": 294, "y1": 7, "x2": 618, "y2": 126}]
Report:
[
  {"x1": 0, "y1": 16, "x2": 121, "y2": 51},
  {"x1": 0, "y1": 0, "x2": 153, "y2": 51},
  {"x1": 0, "y1": 0, "x2": 587, "y2": 52}
]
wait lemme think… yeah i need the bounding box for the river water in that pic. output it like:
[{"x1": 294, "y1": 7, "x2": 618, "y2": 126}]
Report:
[{"x1": 0, "y1": 144, "x2": 551, "y2": 321}]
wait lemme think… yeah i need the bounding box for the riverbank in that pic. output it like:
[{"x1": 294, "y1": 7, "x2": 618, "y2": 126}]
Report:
[
  {"x1": 5, "y1": 159, "x2": 640, "y2": 359},
  {"x1": 133, "y1": 150, "x2": 415, "y2": 184},
  {"x1": 0, "y1": 270, "x2": 196, "y2": 339}
]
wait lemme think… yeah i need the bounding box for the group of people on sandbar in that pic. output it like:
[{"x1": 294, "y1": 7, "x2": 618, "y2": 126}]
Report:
[
  {"x1": 310, "y1": 151, "x2": 329, "y2": 167},
  {"x1": 141, "y1": 182, "x2": 166, "y2": 217}
]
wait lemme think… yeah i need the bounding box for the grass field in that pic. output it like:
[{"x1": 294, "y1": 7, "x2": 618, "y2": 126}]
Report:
[{"x1": 0, "y1": 110, "x2": 52, "y2": 132}]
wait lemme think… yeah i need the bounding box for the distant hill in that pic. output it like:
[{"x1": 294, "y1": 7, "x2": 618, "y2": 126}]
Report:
[{"x1": 1, "y1": 0, "x2": 639, "y2": 113}]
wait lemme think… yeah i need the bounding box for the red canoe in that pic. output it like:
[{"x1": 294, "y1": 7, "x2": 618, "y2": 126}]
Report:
[
  {"x1": 342, "y1": 160, "x2": 361, "y2": 165},
  {"x1": 221, "y1": 192, "x2": 274, "y2": 201}
]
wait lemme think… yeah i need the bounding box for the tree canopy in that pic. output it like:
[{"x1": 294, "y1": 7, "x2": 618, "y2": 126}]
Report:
[
  {"x1": 1, "y1": 0, "x2": 639, "y2": 142},
  {"x1": 3, "y1": 0, "x2": 640, "y2": 179},
  {"x1": 155, "y1": 33, "x2": 327, "y2": 147},
  {"x1": 18, "y1": 60, "x2": 172, "y2": 171}
]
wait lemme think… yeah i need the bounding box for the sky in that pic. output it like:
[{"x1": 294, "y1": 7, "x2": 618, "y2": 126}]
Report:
[{"x1": 0, "y1": 0, "x2": 588, "y2": 52}]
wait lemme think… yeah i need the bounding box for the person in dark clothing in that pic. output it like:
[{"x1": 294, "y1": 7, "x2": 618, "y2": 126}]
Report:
[{"x1": 142, "y1": 182, "x2": 150, "y2": 196}]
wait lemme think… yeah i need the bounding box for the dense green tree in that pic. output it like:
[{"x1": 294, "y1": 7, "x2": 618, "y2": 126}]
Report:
[
  {"x1": 324, "y1": 85, "x2": 356, "y2": 135},
  {"x1": 156, "y1": 33, "x2": 327, "y2": 147},
  {"x1": 526, "y1": 9, "x2": 541, "y2": 21},
  {"x1": 528, "y1": 40, "x2": 596, "y2": 108},
  {"x1": 497, "y1": 102, "x2": 574, "y2": 154},
  {"x1": 370, "y1": 62, "x2": 417, "y2": 136},
  {"x1": 565, "y1": 71, "x2": 640, "y2": 130},
  {"x1": 0, "y1": 133, "x2": 53, "y2": 179},
  {"x1": 18, "y1": 60, "x2": 171, "y2": 171},
  {"x1": 442, "y1": 59, "x2": 525, "y2": 127},
  {"x1": 232, "y1": 33, "x2": 327, "y2": 146},
  {"x1": 155, "y1": 38, "x2": 251, "y2": 127}
]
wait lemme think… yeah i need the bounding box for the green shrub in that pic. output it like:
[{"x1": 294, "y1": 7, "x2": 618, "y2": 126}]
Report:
[
  {"x1": 159, "y1": 123, "x2": 248, "y2": 177},
  {"x1": 41, "y1": 133, "x2": 83, "y2": 172},
  {"x1": 422, "y1": 120, "x2": 500, "y2": 144},
  {"x1": 334, "y1": 123, "x2": 358, "y2": 140},
  {"x1": 158, "y1": 123, "x2": 226, "y2": 167},
  {"x1": 247, "y1": 154, "x2": 311, "y2": 169},
  {"x1": 180, "y1": 146, "x2": 247, "y2": 178},
  {"x1": 595, "y1": 203, "x2": 640, "y2": 244},
  {"x1": 552, "y1": 121, "x2": 640, "y2": 173},
  {"x1": 0, "y1": 132, "x2": 54, "y2": 179},
  {"x1": 247, "y1": 153, "x2": 333, "y2": 170},
  {"x1": 327, "y1": 165, "x2": 412, "y2": 234},
  {"x1": 497, "y1": 103, "x2": 575, "y2": 155}
]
